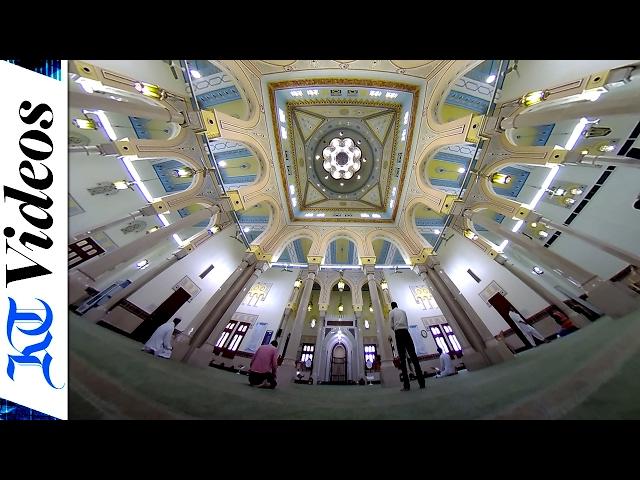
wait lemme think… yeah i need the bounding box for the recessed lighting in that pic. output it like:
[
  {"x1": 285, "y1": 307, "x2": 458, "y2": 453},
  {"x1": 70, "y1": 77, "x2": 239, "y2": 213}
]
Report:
[
  {"x1": 362, "y1": 158, "x2": 367, "y2": 163},
  {"x1": 434, "y1": 229, "x2": 441, "y2": 234},
  {"x1": 457, "y1": 167, "x2": 466, "y2": 173},
  {"x1": 218, "y1": 161, "x2": 227, "y2": 167},
  {"x1": 486, "y1": 74, "x2": 496, "y2": 84},
  {"x1": 315, "y1": 155, "x2": 320, "y2": 160},
  {"x1": 243, "y1": 226, "x2": 251, "y2": 232},
  {"x1": 324, "y1": 175, "x2": 329, "y2": 180},
  {"x1": 357, "y1": 140, "x2": 361, "y2": 145},
  {"x1": 340, "y1": 182, "x2": 344, "y2": 186},
  {"x1": 322, "y1": 189, "x2": 325, "y2": 192},
  {"x1": 190, "y1": 70, "x2": 202, "y2": 79},
  {"x1": 339, "y1": 131, "x2": 344, "y2": 136},
  {"x1": 357, "y1": 175, "x2": 361, "y2": 179}
]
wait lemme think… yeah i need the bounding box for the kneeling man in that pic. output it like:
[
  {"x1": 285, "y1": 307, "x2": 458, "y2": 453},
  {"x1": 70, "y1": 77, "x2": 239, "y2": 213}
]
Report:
[{"x1": 249, "y1": 340, "x2": 279, "y2": 389}]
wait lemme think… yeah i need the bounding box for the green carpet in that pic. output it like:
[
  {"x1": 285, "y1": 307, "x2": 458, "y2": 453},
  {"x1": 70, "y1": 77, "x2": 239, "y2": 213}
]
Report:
[{"x1": 69, "y1": 309, "x2": 640, "y2": 419}]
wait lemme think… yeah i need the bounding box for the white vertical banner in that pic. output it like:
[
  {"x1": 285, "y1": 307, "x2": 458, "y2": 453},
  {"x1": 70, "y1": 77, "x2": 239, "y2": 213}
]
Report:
[
  {"x1": 244, "y1": 321, "x2": 269, "y2": 353},
  {"x1": 408, "y1": 324, "x2": 427, "y2": 355},
  {"x1": 0, "y1": 60, "x2": 68, "y2": 419}
]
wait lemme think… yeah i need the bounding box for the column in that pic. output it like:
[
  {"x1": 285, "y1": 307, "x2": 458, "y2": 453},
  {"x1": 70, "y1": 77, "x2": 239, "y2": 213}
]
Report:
[
  {"x1": 176, "y1": 254, "x2": 263, "y2": 365},
  {"x1": 82, "y1": 246, "x2": 189, "y2": 323},
  {"x1": 501, "y1": 93, "x2": 640, "y2": 129},
  {"x1": 366, "y1": 266, "x2": 400, "y2": 388},
  {"x1": 413, "y1": 265, "x2": 472, "y2": 354},
  {"x1": 567, "y1": 153, "x2": 640, "y2": 170},
  {"x1": 71, "y1": 210, "x2": 145, "y2": 241},
  {"x1": 201, "y1": 262, "x2": 270, "y2": 362},
  {"x1": 277, "y1": 281, "x2": 303, "y2": 356},
  {"x1": 279, "y1": 267, "x2": 317, "y2": 384},
  {"x1": 419, "y1": 264, "x2": 496, "y2": 368},
  {"x1": 354, "y1": 311, "x2": 365, "y2": 381},
  {"x1": 472, "y1": 213, "x2": 599, "y2": 287},
  {"x1": 494, "y1": 254, "x2": 590, "y2": 327},
  {"x1": 473, "y1": 213, "x2": 639, "y2": 317},
  {"x1": 69, "y1": 206, "x2": 217, "y2": 304},
  {"x1": 532, "y1": 215, "x2": 640, "y2": 267},
  {"x1": 311, "y1": 311, "x2": 326, "y2": 383},
  {"x1": 69, "y1": 90, "x2": 185, "y2": 123}
]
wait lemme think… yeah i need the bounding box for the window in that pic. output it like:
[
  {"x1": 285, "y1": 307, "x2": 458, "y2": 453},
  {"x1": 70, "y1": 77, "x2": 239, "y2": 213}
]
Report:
[
  {"x1": 364, "y1": 344, "x2": 377, "y2": 370},
  {"x1": 442, "y1": 324, "x2": 462, "y2": 356},
  {"x1": 226, "y1": 322, "x2": 250, "y2": 354},
  {"x1": 300, "y1": 344, "x2": 315, "y2": 367},
  {"x1": 430, "y1": 324, "x2": 463, "y2": 358},
  {"x1": 214, "y1": 320, "x2": 238, "y2": 353},
  {"x1": 430, "y1": 325, "x2": 450, "y2": 354}
]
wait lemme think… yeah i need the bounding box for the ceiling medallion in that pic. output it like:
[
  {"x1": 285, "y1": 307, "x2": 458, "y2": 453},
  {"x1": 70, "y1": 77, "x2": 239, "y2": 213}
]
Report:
[{"x1": 322, "y1": 137, "x2": 362, "y2": 180}]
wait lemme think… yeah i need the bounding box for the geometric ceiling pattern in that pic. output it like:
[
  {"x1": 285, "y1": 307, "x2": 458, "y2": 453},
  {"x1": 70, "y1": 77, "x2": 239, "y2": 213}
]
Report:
[{"x1": 269, "y1": 78, "x2": 419, "y2": 222}]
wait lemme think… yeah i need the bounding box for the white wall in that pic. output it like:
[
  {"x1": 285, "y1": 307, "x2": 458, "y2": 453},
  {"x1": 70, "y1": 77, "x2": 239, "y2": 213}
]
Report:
[
  {"x1": 385, "y1": 270, "x2": 443, "y2": 356},
  {"x1": 93, "y1": 238, "x2": 178, "y2": 291},
  {"x1": 233, "y1": 267, "x2": 296, "y2": 353},
  {"x1": 547, "y1": 166, "x2": 640, "y2": 279},
  {"x1": 127, "y1": 227, "x2": 246, "y2": 331},
  {"x1": 437, "y1": 231, "x2": 549, "y2": 334},
  {"x1": 499, "y1": 60, "x2": 638, "y2": 102},
  {"x1": 69, "y1": 151, "x2": 148, "y2": 241}
]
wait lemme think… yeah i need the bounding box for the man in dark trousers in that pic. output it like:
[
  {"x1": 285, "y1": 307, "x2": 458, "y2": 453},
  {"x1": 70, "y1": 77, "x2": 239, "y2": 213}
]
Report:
[{"x1": 389, "y1": 302, "x2": 425, "y2": 391}]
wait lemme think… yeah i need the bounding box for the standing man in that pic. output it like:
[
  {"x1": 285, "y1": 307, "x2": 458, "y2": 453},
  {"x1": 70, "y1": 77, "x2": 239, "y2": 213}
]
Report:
[
  {"x1": 389, "y1": 302, "x2": 425, "y2": 391},
  {"x1": 248, "y1": 340, "x2": 279, "y2": 389},
  {"x1": 142, "y1": 317, "x2": 181, "y2": 359},
  {"x1": 508, "y1": 308, "x2": 547, "y2": 347}
]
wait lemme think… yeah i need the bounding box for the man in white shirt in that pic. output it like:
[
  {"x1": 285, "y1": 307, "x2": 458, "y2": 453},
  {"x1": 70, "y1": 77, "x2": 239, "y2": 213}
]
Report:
[
  {"x1": 508, "y1": 308, "x2": 546, "y2": 348},
  {"x1": 142, "y1": 317, "x2": 181, "y2": 359},
  {"x1": 435, "y1": 347, "x2": 457, "y2": 378},
  {"x1": 389, "y1": 302, "x2": 425, "y2": 391}
]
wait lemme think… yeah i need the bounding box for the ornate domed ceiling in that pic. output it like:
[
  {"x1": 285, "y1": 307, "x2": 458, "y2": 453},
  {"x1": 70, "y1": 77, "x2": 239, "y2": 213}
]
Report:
[{"x1": 269, "y1": 79, "x2": 420, "y2": 222}]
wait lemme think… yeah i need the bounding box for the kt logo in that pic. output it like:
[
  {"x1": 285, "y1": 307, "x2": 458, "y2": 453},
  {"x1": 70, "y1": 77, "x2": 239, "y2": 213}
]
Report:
[{"x1": 6, "y1": 297, "x2": 63, "y2": 389}]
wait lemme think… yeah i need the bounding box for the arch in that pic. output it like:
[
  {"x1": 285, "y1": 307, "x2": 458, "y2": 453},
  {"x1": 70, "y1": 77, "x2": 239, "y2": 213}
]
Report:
[
  {"x1": 209, "y1": 138, "x2": 263, "y2": 190},
  {"x1": 319, "y1": 328, "x2": 357, "y2": 383},
  {"x1": 365, "y1": 230, "x2": 413, "y2": 265},
  {"x1": 324, "y1": 238, "x2": 359, "y2": 266},
  {"x1": 399, "y1": 197, "x2": 441, "y2": 251},
  {"x1": 437, "y1": 60, "x2": 497, "y2": 124},
  {"x1": 310, "y1": 228, "x2": 367, "y2": 261},
  {"x1": 270, "y1": 227, "x2": 322, "y2": 263},
  {"x1": 423, "y1": 143, "x2": 476, "y2": 194},
  {"x1": 243, "y1": 193, "x2": 287, "y2": 256},
  {"x1": 188, "y1": 60, "x2": 252, "y2": 122}
]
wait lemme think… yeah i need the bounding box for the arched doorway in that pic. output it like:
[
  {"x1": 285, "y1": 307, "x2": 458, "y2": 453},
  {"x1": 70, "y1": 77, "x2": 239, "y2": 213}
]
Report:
[{"x1": 330, "y1": 343, "x2": 347, "y2": 383}]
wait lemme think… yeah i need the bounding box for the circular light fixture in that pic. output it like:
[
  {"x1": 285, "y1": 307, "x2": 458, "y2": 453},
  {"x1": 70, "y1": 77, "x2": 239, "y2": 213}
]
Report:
[
  {"x1": 323, "y1": 137, "x2": 362, "y2": 180},
  {"x1": 486, "y1": 74, "x2": 497, "y2": 84},
  {"x1": 338, "y1": 303, "x2": 344, "y2": 312},
  {"x1": 532, "y1": 266, "x2": 544, "y2": 275},
  {"x1": 457, "y1": 167, "x2": 466, "y2": 173}
]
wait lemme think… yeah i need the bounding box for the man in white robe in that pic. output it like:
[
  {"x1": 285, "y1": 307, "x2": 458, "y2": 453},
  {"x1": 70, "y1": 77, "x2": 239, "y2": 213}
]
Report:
[
  {"x1": 435, "y1": 347, "x2": 457, "y2": 378},
  {"x1": 142, "y1": 318, "x2": 181, "y2": 358},
  {"x1": 508, "y1": 309, "x2": 546, "y2": 347}
]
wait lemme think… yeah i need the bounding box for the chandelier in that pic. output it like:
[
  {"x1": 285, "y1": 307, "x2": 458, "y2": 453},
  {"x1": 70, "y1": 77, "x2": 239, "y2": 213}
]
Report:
[{"x1": 322, "y1": 137, "x2": 362, "y2": 180}]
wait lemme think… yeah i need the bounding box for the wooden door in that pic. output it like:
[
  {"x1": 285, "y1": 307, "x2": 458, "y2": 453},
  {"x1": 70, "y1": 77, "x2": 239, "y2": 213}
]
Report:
[
  {"x1": 131, "y1": 287, "x2": 191, "y2": 342},
  {"x1": 488, "y1": 292, "x2": 530, "y2": 347}
]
